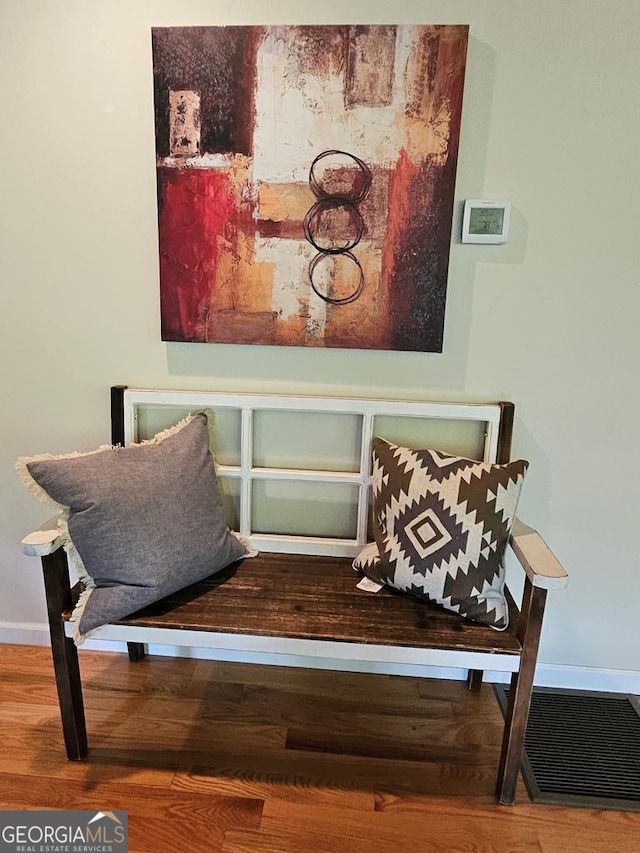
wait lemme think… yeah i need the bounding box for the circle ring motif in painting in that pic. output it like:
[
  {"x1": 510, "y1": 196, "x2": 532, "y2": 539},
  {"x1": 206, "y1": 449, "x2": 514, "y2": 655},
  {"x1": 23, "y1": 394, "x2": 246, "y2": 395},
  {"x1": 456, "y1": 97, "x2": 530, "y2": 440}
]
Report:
[
  {"x1": 308, "y1": 149, "x2": 372, "y2": 203},
  {"x1": 308, "y1": 251, "x2": 365, "y2": 305},
  {"x1": 304, "y1": 149, "x2": 372, "y2": 305},
  {"x1": 303, "y1": 199, "x2": 365, "y2": 254}
]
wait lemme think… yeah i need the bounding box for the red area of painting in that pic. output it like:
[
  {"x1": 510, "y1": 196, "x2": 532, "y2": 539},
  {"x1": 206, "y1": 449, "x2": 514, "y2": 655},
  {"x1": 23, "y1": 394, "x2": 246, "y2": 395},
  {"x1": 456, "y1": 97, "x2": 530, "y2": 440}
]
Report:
[
  {"x1": 157, "y1": 168, "x2": 239, "y2": 341},
  {"x1": 381, "y1": 148, "x2": 419, "y2": 344}
]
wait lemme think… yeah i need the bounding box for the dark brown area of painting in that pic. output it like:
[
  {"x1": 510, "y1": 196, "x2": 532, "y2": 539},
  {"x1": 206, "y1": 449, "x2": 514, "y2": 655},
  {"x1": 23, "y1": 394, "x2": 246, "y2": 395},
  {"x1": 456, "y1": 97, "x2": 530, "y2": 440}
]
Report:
[
  {"x1": 388, "y1": 160, "x2": 454, "y2": 352},
  {"x1": 152, "y1": 26, "x2": 262, "y2": 157},
  {"x1": 255, "y1": 220, "x2": 302, "y2": 240},
  {"x1": 345, "y1": 25, "x2": 396, "y2": 108},
  {"x1": 287, "y1": 26, "x2": 348, "y2": 79},
  {"x1": 306, "y1": 202, "x2": 364, "y2": 252},
  {"x1": 360, "y1": 167, "x2": 390, "y2": 241},
  {"x1": 406, "y1": 29, "x2": 440, "y2": 117},
  {"x1": 311, "y1": 163, "x2": 370, "y2": 202},
  {"x1": 388, "y1": 27, "x2": 469, "y2": 352}
]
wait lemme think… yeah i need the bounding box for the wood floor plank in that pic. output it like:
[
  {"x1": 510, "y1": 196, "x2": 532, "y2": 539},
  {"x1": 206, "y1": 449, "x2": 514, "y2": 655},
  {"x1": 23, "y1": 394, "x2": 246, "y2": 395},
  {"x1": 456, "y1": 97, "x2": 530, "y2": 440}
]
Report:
[
  {"x1": 200, "y1": 680, "x2": 455, "y2": 725},
  {"x1": 0, "y1": 707, "x2": 287, "y2": 754},
  {"x1": 283, "y1": 703, "x2": 503, "y2": 758},
  {"x1": 285, "y1": 727, "x2": 500, "y2": 764},
  {"x1": 173, "y1": 745, "x2": 499, "y2": 802},
  {"x1": 0, "y1": 746, "x2": 178, "y2": 788},
  {"x1": 128, "y1": 819, "x2": 225, "y2": 853},
  {"x1": 195, "y1": 661, "x2": 426, "y2": 703},
  {"x1": 86, "y1": 713, "x2": 287, "y2": 753},
  {"x1": 256, "y1": 801, "x2": 546, "y2": 853},
  {"x1": 221, "y1": 829, "x2": 433, "y2": 853},
  {"x1": 80, "y1": 661, "x2": 204, "y2": 699},
  {"x1": 374, "y1": 789, "x2": 640, "y2": 833},
  {"x1": 172, "y1": 756, "x2": 376, "y2": 811},
  {"x1": 0, "y1": 670, "x2": 59, "y2": 705},
  {"x1": 0, "y1": 771, "x2": 262, "y2": 829},
  {"x1": 0, "y1": 644, "x2": 58, "y2": 673},
  {"x1": 538, "y1": 830, "x2": 640, "y2": 853}
]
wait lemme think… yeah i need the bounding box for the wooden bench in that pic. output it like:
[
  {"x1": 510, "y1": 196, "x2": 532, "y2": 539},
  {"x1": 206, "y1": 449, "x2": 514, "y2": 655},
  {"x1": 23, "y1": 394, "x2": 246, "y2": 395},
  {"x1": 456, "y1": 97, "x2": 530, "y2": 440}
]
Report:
[{"x1": 21, "y1": 386, "x2": 568, "y2": 805}]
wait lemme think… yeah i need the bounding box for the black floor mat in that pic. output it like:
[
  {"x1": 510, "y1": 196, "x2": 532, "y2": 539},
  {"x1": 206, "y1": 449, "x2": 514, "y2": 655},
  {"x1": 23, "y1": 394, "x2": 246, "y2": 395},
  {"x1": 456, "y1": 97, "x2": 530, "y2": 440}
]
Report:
[{"x1": 494, "y1": 685, "x2": 640, "y2": 811}]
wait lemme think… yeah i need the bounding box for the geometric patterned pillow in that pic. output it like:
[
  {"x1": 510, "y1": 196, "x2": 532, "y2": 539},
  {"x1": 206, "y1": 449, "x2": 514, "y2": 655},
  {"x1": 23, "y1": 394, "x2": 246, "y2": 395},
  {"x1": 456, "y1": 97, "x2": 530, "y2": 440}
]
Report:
[{"x1": 353, "y1": 437, "x2": 528, "y2": 630}]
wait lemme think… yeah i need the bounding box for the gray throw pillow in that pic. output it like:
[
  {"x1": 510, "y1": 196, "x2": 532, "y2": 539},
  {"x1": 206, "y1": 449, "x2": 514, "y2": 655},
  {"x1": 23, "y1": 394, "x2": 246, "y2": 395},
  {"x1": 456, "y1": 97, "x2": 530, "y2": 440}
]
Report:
[
  {"x1": 353, "y1": 437, "x2": 528, "y2": 630},
  {"x1": 18, "y1": 413, "x2": 250, "y2": 643}
]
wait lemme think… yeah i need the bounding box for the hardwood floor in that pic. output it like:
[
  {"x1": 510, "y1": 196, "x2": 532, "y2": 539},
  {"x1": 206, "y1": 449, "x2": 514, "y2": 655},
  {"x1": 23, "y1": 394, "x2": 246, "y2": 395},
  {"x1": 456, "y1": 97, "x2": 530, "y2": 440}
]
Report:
[{"x1": 0, "y1": 644, "x2": 638, "y2": 852}]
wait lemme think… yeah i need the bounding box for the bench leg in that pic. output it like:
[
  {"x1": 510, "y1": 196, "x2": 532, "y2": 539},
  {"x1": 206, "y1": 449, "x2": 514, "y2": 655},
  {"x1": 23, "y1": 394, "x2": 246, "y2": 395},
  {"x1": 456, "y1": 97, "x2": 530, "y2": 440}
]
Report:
[
  {"x1": 466, "y1": 669, "x2": 483, "y2": 691},
  {"x1": 127, "y1": 642, "x2": 146, "y2": 662},
  {"x1": 42, "y1": 549, "x2": 88, "y2": 761},
  {"x1": 496, "y1": 578, "x2": 547, "y2": 805}
]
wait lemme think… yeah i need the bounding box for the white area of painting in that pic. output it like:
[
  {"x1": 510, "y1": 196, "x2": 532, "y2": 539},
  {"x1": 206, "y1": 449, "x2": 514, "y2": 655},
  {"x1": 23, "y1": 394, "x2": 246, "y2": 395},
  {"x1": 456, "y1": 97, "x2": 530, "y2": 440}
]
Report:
[
  {"x1": 251, "y1": 26, "x2": 418, "y2": 183},
  {"x1": 169, "y1": 89, "x2": 201, "y2": 157},
  {"x1": 253, "y1": 237, "x2": 311, "y2": 320},
  {"x1": 306, "y1": 290, "x2": 329, "y2": 342},
  {"x1": 158, "y1": 153, "x2": 233, "y2": 169},
  {"x1": 251, "y1": 237, "x2": 328, "y2": 343}
]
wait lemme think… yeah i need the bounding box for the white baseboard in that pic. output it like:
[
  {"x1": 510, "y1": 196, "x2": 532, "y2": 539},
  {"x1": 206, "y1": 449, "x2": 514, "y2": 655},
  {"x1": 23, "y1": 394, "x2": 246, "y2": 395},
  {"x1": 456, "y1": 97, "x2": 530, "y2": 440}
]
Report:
[
  {"x1": 2, "y1": 621, "x2": 638, "y2": 695},
  {"x1": 0, "y1": 622, "x2": 51, "y2": 647},
  {"x1": 483, "y1": 664, "x2": 640, "y2": 695}
]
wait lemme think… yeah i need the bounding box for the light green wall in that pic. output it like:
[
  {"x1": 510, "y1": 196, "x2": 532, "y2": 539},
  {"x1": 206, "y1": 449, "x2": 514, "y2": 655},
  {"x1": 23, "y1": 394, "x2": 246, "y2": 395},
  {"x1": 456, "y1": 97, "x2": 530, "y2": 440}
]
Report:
[{"x1": 1, "y1": 1, "x2": 638, "y2": 674}]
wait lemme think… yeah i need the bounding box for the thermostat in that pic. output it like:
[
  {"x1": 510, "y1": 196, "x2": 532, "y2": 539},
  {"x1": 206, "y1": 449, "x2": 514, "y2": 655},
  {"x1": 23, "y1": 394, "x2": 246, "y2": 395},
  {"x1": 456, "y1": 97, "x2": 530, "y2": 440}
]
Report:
[{"x1": 462, "y1": 199, "x2": 511, "y2": 244}]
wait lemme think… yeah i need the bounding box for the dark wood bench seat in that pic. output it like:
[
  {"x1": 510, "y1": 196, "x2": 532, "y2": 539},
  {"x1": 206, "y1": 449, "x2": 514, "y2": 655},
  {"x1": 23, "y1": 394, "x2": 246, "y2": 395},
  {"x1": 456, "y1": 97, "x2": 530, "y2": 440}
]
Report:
[{"x1": 73, "y1": 552, "x2": 523, "y2": 655}]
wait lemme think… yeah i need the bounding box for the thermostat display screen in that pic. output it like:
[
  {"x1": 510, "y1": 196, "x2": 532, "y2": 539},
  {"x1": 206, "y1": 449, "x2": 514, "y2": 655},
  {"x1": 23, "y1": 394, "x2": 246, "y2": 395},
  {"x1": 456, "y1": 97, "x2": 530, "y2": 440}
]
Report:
[
  {"x1": 469, "y1": 207, "x2": 505, "y2": 236},
  {"x1": 461, "y1": 199, "x2": 511, "y2": 243}
]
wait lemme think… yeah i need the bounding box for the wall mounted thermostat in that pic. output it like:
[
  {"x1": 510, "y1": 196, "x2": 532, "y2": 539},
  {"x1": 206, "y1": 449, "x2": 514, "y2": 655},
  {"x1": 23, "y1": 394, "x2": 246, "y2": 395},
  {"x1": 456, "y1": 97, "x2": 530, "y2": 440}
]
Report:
[{"x1": 462, "y1": 199, "x2": 511, "y2": 244}]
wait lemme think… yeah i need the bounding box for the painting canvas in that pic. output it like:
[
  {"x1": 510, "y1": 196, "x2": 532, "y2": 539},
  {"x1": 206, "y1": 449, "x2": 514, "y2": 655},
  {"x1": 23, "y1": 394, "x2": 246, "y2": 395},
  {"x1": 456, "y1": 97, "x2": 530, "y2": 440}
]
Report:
[{"x1": 152, "y1": 25, "x2": 468, "y2": 351}]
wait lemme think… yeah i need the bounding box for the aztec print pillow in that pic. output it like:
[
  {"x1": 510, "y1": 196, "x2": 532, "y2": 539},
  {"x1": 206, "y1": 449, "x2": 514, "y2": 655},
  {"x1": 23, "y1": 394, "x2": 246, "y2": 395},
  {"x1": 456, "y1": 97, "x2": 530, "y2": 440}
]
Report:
[
  {"x1": 353, "y1": 437, "x2": 528, "y2": 630},
  {"x1": 18, "y1": 413, "x2": 250, "y2": 644}
]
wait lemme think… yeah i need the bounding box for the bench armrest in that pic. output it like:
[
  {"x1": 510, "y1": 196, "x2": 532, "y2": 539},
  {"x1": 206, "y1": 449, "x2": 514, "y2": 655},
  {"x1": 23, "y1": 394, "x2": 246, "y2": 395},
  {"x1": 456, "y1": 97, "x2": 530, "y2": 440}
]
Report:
[
  {"x1": 22, "y1": 516, "x2": 63, "y2": 557},
  {"x1": 509, "y1": 519, "x2": 568, "y2": 591}
]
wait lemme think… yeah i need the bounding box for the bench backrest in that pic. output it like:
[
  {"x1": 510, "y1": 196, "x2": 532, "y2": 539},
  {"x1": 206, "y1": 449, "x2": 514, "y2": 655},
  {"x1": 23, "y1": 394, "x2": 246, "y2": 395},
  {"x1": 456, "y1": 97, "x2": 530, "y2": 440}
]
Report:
[{"x1": 112, "y1": 387, "x2": 514, "y2": 558}]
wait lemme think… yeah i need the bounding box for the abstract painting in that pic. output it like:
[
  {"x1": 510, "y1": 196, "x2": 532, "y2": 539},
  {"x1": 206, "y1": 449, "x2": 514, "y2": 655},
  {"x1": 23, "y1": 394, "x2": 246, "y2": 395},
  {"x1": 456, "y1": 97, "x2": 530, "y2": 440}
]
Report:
[{"x1": 152, "y1": 25, "x2": 468, "y2": 351}]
